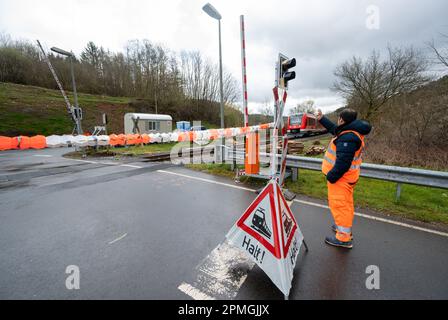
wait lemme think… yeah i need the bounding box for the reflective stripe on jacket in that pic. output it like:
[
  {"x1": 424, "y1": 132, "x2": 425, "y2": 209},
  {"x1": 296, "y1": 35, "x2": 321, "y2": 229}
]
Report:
[{"x1": 322, "y1": 130, "x2": 365, "y2": 183}]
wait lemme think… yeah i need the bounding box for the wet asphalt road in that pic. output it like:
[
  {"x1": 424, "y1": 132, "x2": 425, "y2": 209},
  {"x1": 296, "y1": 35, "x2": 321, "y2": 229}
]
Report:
[{"x1": 0, "y1": 148, "x2": 447, "y2": 300}]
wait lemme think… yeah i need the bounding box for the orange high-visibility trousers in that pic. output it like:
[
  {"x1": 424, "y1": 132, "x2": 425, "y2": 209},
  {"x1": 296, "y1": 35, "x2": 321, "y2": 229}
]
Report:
[{"x1": 327, "y1": 180, "x2": 355, "y2": 242}]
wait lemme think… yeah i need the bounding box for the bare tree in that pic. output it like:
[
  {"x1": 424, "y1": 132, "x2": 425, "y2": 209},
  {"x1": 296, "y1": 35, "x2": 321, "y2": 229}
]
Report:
[
  {"x1": 259, "y1": 99, "x2": 274, "y2": 117},
  {"x1": 428, "y1": 33, "x2": 448, "y2": 68},
  {"x1": 289, "y1": 100, "x2": 315, "y2": 115},
  {"x1": 333, "y1": 46, "x2": 429, "y2": 120},
  {"x1": 223, "y1": 70, "x2": 239, "y2": 104},
  {"x1": 0, "y1": 32, "x2": 11, "y2": 46},
  {"x1": 180, "y1": 50, "x2": 239, "y2": 105}
]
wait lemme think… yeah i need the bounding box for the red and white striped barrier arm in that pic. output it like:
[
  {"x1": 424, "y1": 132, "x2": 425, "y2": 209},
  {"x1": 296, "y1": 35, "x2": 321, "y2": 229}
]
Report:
[{"x1": 240, "y1": 15, "x2": 249, "y2": 128}]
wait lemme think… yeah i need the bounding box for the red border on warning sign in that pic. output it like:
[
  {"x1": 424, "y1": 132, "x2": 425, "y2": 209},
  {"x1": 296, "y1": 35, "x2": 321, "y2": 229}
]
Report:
[
  {"x1": 276, "y1": 183, "x2": 298, "y2": 257},
  {"x1": 236, "y1": 183, "x2": 282, "y2": 259}
]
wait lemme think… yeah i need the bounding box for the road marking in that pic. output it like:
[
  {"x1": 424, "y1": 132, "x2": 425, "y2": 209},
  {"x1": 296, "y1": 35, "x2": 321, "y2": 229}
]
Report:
[
  {"x1": 33, "y1": 155, "x2": 53, "y2": 158},
  {"x1": 158, "y1": 169, "x2": 448, "y2": 238},
  {"x1": 70, "y1": 159, "x2": 143, "y2": 169},
  {"x1": 101, "y1": 162, "x2": 144, "y2": 169},
  {"x1": 178, "y1": 241, "x2": 255, "y2": 300},
  {"x1": 99, "y1": 161, "x2": 120, "y2": 166},
  {"x1": 352, "y1": 212, "x2": 448, "y2": 237},
  {"x1": 121, "y1": 164, "x2": 143, "y2": 169},
  {"x1": 108, "y1": 233, "x2": 128, "y2": 245},
  {"x1": 294, "y1": 199, "x2": 329, "y2": 209},
  {"x1": 157, "y1": 170, "x2": 254, "y2": 192},
  {"x1": 178, "y1": 283, "x2": 216, "y2": 300},
  {"x1": 71, "y1": 159, "x2": 98, "y2": 164}
]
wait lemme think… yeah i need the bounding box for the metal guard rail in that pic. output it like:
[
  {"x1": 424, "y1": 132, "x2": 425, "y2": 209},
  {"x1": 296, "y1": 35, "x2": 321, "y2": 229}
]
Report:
[{"x1": 225, "y1": 149, "x2": 448, "y2": 189}]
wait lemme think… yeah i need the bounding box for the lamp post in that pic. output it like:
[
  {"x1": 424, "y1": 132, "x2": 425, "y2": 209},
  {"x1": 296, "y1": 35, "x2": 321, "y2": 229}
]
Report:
[
  {"x1": 51, "y1": 46, "x2": 83, "y2": 135},
  {"x1": 202, "y1": 2, "x2": 224, "y2": 130}
]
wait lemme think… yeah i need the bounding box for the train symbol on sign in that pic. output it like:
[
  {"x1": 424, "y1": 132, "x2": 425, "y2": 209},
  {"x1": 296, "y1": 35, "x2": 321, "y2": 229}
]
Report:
[
  {"x1": 251, "y1": 207, "x2": 272, "y2": 239},
  {"x1": 282, "y1": 210, "x2": 293, "y2": 237}
]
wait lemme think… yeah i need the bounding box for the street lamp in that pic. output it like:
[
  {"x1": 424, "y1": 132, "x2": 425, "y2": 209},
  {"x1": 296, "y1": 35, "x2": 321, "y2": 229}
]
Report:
[
  {"x1": 51, "y1": 46, "x2": 83, "y2": 135},
  {"x1": 202, "y1": 3, "x2": 224, "y2": 130}
]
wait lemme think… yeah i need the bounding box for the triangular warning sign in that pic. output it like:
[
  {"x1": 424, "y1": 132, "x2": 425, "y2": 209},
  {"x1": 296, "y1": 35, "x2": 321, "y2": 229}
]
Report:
[
  {"x1": 226, "y1": 180, "x2": 305, "y2": 297},
  {"x1": 236, "y1": 183, "x2": 281, "y2": 259},
  {"x1": 276, "y1": 183, "x2": 298, "y2": 257}
]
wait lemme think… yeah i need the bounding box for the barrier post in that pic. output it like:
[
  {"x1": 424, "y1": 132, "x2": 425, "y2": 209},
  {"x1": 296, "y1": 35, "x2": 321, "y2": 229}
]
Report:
[
  {"x1": 190, "y1": 135, "x2": 194, "y2": 164},
  {"x1": 395, "y1": 183, "x2": 402, "y2": 202},
  {"x1": 215, "y1": 142, "x2": 223, "y2": 164},
  {"x1": 291, "y1": 167, "x2": 298, "y2": 182},
  {"x1": 231, "y1": 136, "x2": 237, "y2": 171},
  {"x1": 245, "y1": 131, "x2": 259, "y2": 175},
  {"x1": 240, "y1": 15, "x2": 249, "y2": 128}
]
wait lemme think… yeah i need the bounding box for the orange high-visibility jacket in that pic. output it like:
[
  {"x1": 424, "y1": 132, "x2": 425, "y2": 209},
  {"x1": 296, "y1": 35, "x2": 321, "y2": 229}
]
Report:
[{"x1": 322, "y1": 130, "x2": 365, "y2": 183}]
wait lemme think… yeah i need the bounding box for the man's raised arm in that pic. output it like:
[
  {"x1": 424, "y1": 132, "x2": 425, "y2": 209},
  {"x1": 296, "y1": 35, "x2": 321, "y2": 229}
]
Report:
[{"x1": 317, "y1": 109, "x2": 337, "y2": 135}]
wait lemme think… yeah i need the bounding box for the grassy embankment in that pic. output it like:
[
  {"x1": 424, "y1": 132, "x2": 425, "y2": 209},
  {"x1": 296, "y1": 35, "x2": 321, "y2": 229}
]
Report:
[
  {"x1": 0, "y1": 82, "x2": 239, "y2": 136},
  {"x1": 0, "y1": 82, "x2": 134, "y2": 136}
]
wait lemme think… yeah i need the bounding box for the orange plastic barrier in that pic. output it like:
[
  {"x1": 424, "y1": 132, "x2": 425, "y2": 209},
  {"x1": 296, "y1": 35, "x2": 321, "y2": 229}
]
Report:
[
  {"x1": 0, "y1": 136, "x2": 12, "y2": 151},
  {"x1": 126, "y1": 134, "x2": 142, "y2": 145},
  {"x1": 109, "y1": 134, "x2": 118, "y2": 146},
  {"x1": 109, "y1": 134, "x2": 126, "y2": 147},
  {"x1": 125, "y1": 134, "x2": 133, "y2": 145},
  {"x1": 19, "y1": 136, "x2": 31, "y2": 150},
  {"x1": 259, "y1": 123, "x2": 270, "y2": 130},
  {"x1": 209, "y1": 129, "x2": 219, "y2": 140},
  {"x1": 117, "y1": 134, "x2": 126, "y2": 146},
  {"x1": 30, "y1": 135, "x2": 47, "y2": 149},
  {"x1": 141, "y1": 134, "x2": 150, "y2": 144},
  {"x1": 11, "y1": 137, "x2": 19, "y2": 149},
  {"x1": 177, "y1": 132, "x2": 187, "y2": 142}
]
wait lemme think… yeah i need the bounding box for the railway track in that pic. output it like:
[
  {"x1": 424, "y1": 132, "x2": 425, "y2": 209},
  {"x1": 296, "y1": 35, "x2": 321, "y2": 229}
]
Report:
[
  {"x1": 141, "y1": 145, "x2": 215, "y2": 162},
  {"x1": 140, "y1": 132, "x2": 331, "y2": 163}
]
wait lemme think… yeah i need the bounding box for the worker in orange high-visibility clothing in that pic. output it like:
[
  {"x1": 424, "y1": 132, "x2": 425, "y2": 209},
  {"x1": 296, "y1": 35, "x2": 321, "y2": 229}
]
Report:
[{"x1": 317, "y1": 108, "x2": 372, "y2": 249}]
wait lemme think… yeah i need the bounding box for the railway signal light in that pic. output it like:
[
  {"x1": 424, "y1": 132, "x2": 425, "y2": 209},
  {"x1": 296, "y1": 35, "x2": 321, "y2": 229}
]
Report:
[{"x1": 277, "y1": 54, "x2": 296, "y2": 89}]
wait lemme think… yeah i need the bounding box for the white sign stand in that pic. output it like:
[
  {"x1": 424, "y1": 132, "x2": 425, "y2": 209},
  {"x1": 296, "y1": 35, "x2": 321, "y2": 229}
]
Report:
[{"x1": 226, "y1": 53, "x2": 309, "y2": 300}]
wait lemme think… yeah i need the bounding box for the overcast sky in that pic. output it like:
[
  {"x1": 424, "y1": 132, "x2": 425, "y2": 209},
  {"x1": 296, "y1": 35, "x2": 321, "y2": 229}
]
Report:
[{"x1": 1, "y1": 0, "x2": 447, "y2": 114}]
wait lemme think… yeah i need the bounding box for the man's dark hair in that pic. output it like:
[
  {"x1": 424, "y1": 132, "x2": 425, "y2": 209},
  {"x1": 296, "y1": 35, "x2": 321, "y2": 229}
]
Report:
[{"x1": 339, "y1": 108, "x2": 358, "y2": 124}]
